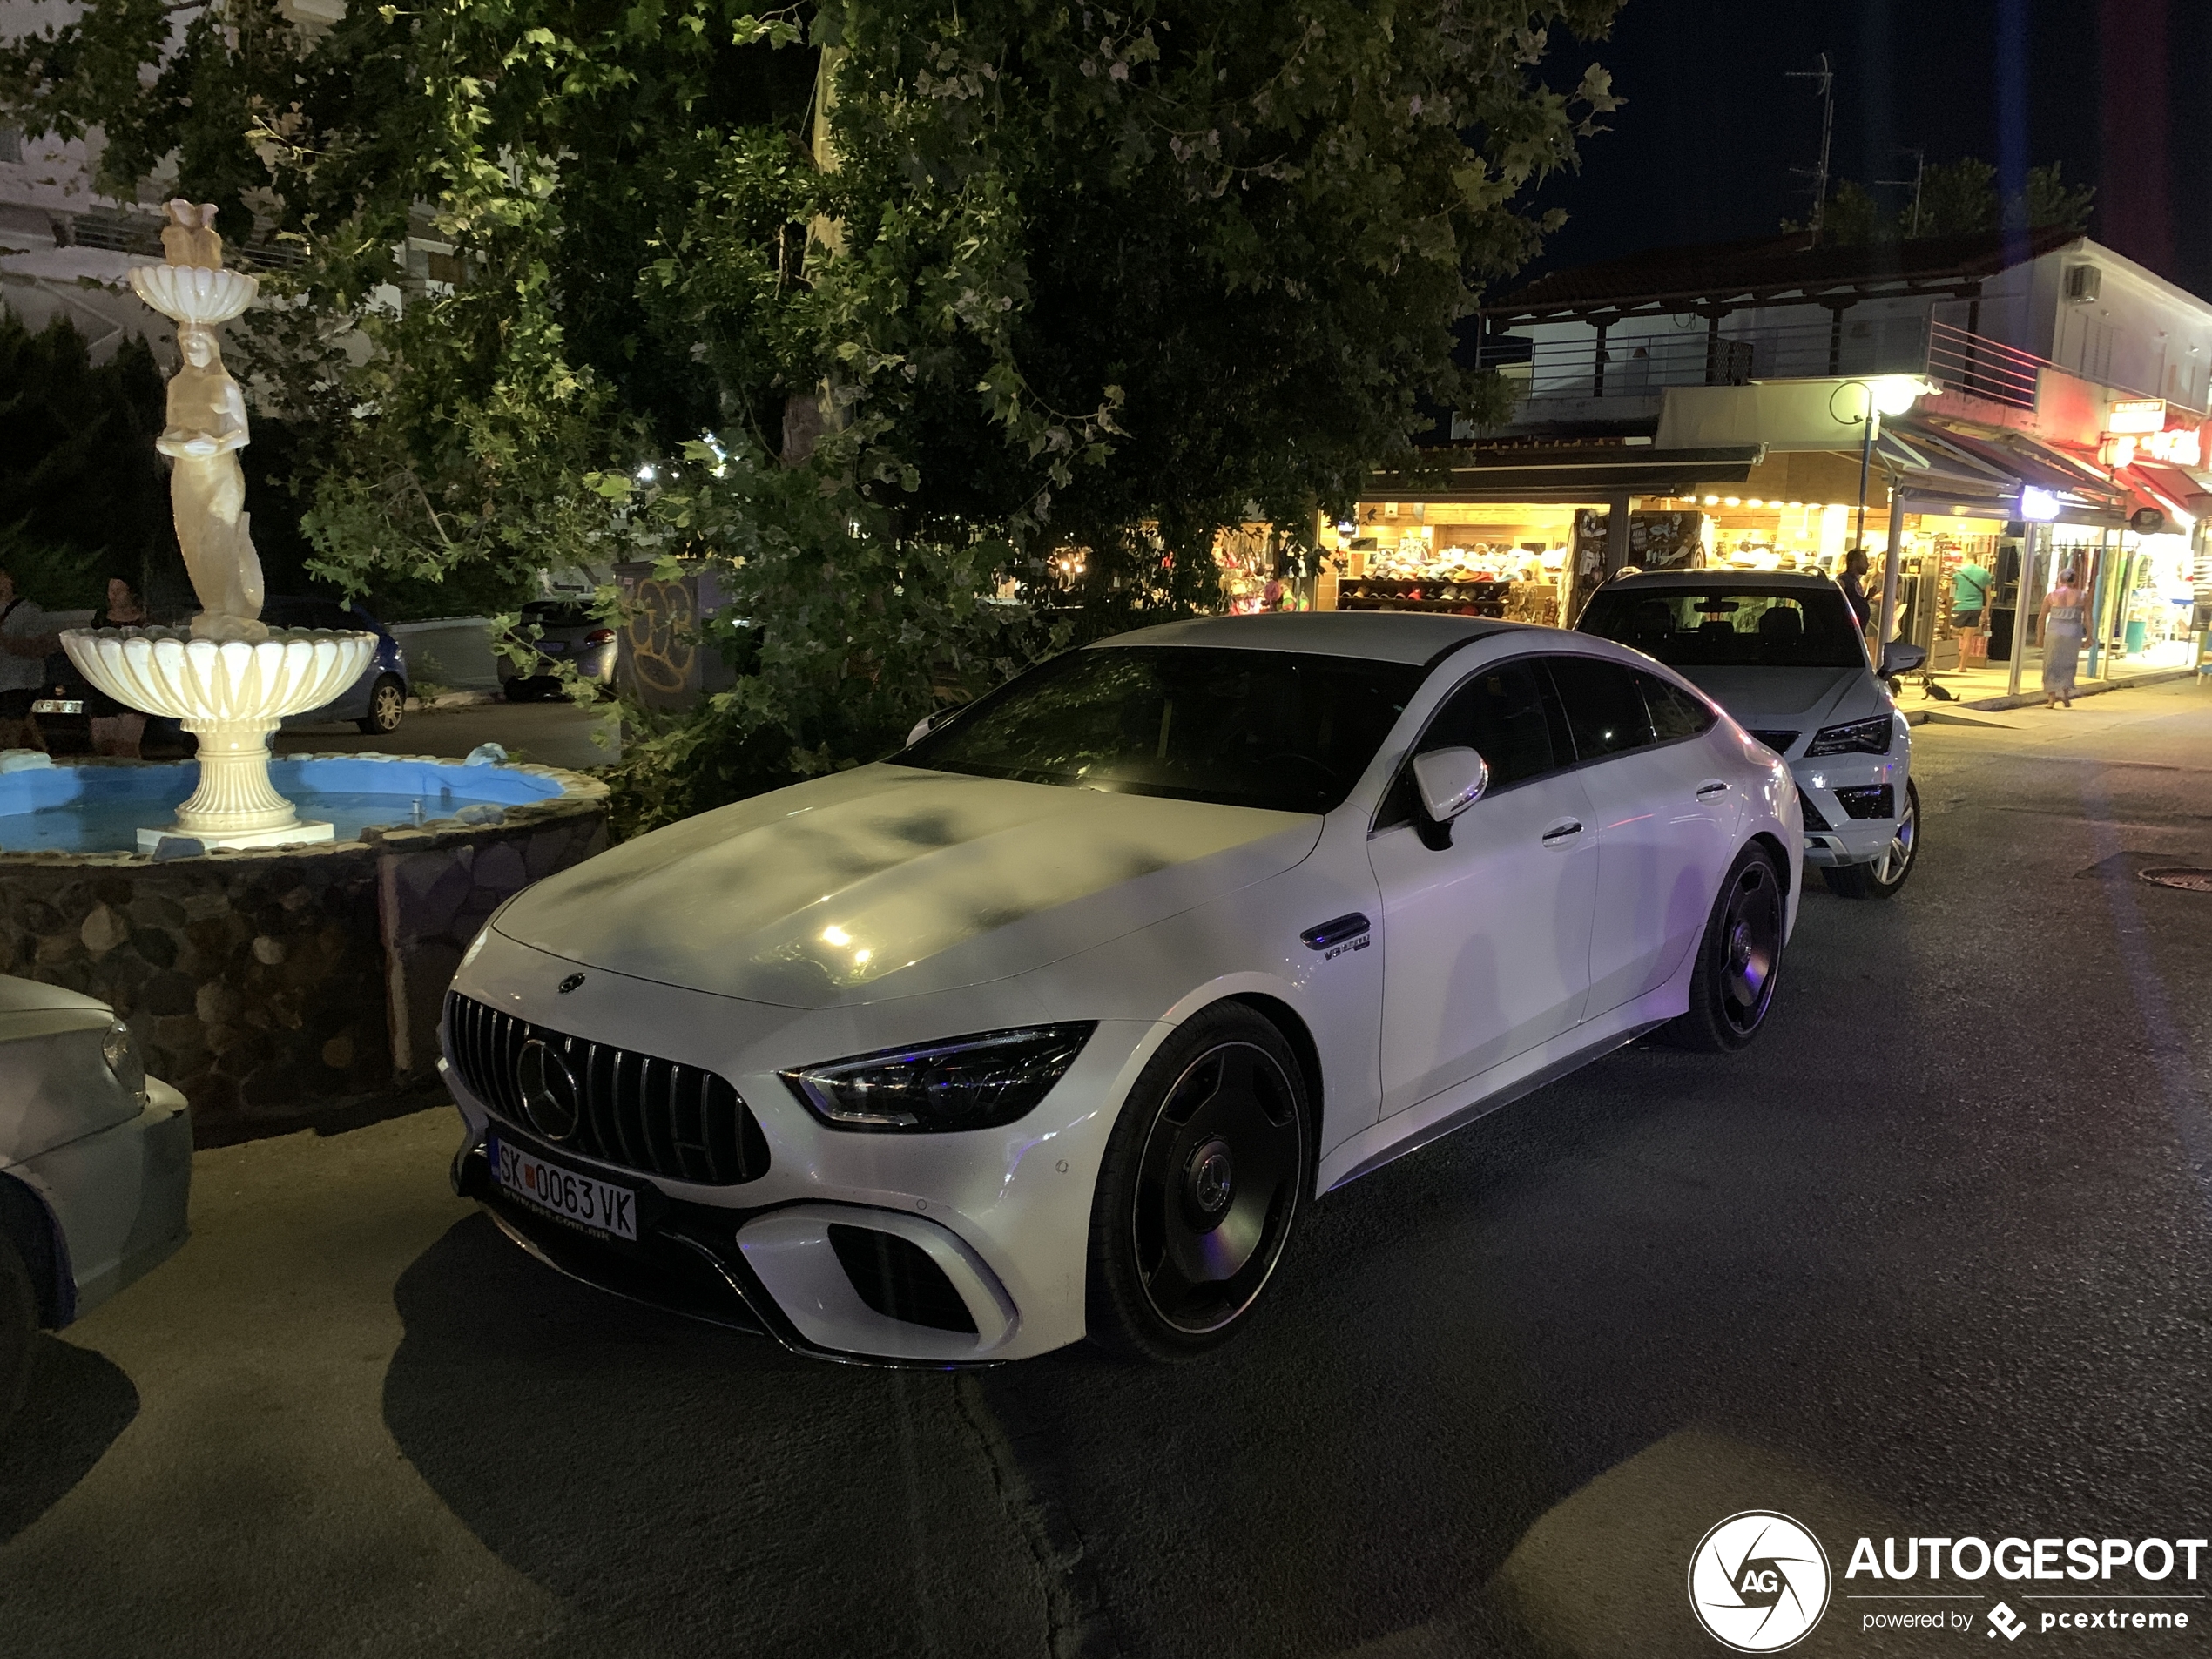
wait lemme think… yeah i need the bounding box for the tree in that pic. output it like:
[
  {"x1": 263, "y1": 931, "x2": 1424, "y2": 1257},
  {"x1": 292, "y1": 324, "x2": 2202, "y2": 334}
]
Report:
[
  {"x1": 1809, "y1": 158, "x2": 2094, "y2": 246},
  {"x1": 3, "y1": 0, "x2": 1623, "y2": 826}
]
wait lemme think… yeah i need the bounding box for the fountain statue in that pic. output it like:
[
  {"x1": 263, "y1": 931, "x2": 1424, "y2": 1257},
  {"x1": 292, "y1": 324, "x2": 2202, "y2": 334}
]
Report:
[{"x1": 61, "y1": 200, "x2": 378, "y2": 851}]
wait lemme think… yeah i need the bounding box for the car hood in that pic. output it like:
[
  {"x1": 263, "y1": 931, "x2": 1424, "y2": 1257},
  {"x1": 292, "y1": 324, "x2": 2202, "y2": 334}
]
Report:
[
  {"x1": 1672, "y1": 665, "x2": 1878, "y2": 734},
  {"x1": 493, "y1": 764, "x2": 1321, "y2": 1008}
]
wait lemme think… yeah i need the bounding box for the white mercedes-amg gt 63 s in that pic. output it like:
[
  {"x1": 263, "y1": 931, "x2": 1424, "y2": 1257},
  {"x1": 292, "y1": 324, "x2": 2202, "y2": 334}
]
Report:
[{"x1": 442, "y1": 613, "x2": 1801, "y2": 1364}]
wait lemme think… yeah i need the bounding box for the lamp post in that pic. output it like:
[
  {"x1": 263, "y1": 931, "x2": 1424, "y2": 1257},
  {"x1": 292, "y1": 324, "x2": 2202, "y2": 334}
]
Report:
[{"x1": 1835, "y1": 376, "x2": 1938, "y2": 662}]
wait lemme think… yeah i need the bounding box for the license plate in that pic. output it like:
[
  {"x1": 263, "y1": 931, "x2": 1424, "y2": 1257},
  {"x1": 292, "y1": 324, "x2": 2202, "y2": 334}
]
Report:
[
  {"x1": 488, "y1": 1133, "x2": 637, "y2": 1240},
  {"x1": 538, "y1": 640, "x2": 568, "y2": 654},
  {"x1": 32, "y1": 698, "x2": 83, "y2": 715}
]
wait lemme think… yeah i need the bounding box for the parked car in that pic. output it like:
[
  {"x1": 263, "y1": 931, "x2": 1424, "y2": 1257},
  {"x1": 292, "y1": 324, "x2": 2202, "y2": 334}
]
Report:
[
  {"x1": 498, "y1": 598, "x2": 617, "y2": 701},
  {"x1": 439, "y1": 612, "x2": 1801, "y2": 1365},
  {"x1": 1, "y1": 975, "x2": 192, "y2": 1421},
  {"x1": 1577, "y1": 569, "x2": 1922, "y2": 899},
  {"x1": 266, "y1": 595, "x2": 411, "y2": 734}
]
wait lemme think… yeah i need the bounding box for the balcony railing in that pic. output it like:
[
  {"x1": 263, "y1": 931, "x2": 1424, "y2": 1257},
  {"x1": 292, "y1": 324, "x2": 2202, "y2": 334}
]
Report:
[{"x1": 1478, "y1": 315, "x2": 2043, "y2": 412}]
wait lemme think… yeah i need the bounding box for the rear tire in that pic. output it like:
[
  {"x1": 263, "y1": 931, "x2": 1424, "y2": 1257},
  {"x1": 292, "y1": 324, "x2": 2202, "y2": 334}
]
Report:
[
  {"x1": 0, "y1": 1230, "x2": 37, "y2": 1428},
  {"x1": 1823, "y1": 778, "x2": 1920, "y2": 900},
  {"x1": 1660, "y1": 843, "x2": 1787, "y2": 1053},
  {"x1": 357, "y1": 674, "x2": 406, "y2": 734},
  {"x1": 1086, "y1": 1005, "x2": 1309, "y2": 1361}
]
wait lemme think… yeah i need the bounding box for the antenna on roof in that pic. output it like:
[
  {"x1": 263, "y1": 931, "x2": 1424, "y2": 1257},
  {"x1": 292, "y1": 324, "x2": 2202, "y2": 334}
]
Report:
[
  {"x1": 1878, "y1": 149, "x2": 1927, "y2": 239},
  {"x1": 1785, "y1": 52, "x2": 1836, "y2": 246}
]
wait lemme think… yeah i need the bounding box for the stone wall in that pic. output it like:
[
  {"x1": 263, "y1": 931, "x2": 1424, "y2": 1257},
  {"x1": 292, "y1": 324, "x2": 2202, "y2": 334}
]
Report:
[{"x1": 0, "y1": 768, "x2": 607, "y2": 1144}]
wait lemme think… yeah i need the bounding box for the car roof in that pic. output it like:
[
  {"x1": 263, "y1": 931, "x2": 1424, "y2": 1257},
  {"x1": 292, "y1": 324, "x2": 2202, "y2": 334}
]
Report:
[
  {"x1": 1602, "y1": 569, "x2": 1840, "y2": 590},
  {"x1": 1096, "y1": 611, "x2": 1520, "y2": 666}
]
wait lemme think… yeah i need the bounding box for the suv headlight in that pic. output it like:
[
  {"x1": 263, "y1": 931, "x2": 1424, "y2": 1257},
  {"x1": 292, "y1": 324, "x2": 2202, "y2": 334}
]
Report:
[
  {"x1": 102, "y1": 1019, "x2": 146, "y2": 1103},
  {"x1": 781, "y1": 1024, "x2": 1097, "y2": 1132},
  {"x1": 1805, "y1": 716, "x2": 1893, "y2": 757}
]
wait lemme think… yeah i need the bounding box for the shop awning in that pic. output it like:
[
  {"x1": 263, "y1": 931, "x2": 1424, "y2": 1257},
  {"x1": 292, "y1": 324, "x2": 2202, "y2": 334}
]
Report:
[
  {"x1": 1368, "y1": 444, "x2": 1763, "y2": 502},
  {"x1": 1886, "y1": 419, "x2": 2126, "y2": 524}
]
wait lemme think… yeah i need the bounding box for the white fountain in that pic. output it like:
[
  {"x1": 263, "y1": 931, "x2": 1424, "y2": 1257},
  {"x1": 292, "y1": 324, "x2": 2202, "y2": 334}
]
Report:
[{"x1": 63, "y1": 200, "x2": 377, "y2": 853}]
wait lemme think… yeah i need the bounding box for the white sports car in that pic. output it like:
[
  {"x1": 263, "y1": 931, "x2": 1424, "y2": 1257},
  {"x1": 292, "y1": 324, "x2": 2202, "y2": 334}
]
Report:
[
  {"x1": 1578, "y1": 570, "x2": 1922, "y2": 899},
  {"x1": 442, "y1": 614, "x2": 1801, "y2": 1364}
]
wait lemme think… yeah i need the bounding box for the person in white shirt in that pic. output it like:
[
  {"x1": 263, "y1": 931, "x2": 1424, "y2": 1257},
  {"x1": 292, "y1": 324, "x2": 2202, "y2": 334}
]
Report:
[{"x1": 0, "y1": 564, "x2": 61, "y2": 751}]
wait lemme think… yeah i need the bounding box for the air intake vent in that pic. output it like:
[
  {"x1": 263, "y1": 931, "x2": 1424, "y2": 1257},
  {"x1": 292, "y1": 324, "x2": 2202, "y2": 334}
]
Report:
[
  {"x1": 827, "y1": 1224, "x2": 978, "y2": 1333},
  {"x1": 1835, "y1": 784, "x2": 1896, "y2": 820},
  {"x1": 1750, "y1": 729, "x2": 1800, "y2": 755},
  {"x1": 445, "y1": 993, "x2": 769, "y2": 1186},
  {"x1": 1797, "y1": 788, "x2": 1832, "y2": 832}
]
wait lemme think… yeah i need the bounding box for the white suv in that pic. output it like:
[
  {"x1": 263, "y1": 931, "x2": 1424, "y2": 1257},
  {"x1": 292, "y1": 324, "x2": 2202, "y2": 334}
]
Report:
[{"x1": 1580, "y1": 570, "x2": 1920, "y2": 899}]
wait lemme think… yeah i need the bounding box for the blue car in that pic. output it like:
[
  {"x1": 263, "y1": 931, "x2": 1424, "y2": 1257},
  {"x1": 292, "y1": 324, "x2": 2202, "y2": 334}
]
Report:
[{"x1": 266, "y1": 595, "x2": 411, "y2": 734}]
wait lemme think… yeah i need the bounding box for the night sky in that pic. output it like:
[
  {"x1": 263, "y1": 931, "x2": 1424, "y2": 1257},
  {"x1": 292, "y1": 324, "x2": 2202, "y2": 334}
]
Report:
[{"x1": 1512, "y1": 0, "x2": 2212, "y2": 302}]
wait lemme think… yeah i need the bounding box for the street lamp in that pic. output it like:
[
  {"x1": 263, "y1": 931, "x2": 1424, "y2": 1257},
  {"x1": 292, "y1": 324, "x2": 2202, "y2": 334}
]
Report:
[{"x1": 1836, "y1": 375, "x2": 1938, "y2": 558}]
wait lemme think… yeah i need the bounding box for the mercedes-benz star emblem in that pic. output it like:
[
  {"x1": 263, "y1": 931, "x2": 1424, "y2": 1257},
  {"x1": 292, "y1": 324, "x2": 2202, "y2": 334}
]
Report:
[
  {"x1": 558, "y1": 973, "x2": 585, "y2": 994},
  {"x1": 516, "y1": 1038, "x2": 582, "y2": 1142}
]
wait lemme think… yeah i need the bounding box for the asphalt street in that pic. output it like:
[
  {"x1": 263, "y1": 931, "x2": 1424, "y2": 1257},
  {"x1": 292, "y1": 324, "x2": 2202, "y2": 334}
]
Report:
[{"x1": 4, "y1": 678, "x2": 2209, "y2": 1659}]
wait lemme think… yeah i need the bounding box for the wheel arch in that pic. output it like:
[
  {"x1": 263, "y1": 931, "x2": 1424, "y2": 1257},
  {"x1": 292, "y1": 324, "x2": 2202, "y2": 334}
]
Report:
[
  {"x1": 1748, "y1": 829, "x2": 1792, "y2": 895},
  {"x1": 1222, "y1": 992, "x2": 1325, "y2": 1194}
]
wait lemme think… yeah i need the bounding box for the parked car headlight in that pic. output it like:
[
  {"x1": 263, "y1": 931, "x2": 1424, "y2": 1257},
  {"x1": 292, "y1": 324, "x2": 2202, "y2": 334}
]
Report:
[
  {"x1": 102, "y1": 1019, "x2": 146, "y2": 1103},
  {"x1": 1805, "y1": 716, "x2": 1893, "y2": 757},
  {"x1": 781, "y1": 1024, "x2": 1097, "y2": 1132}
]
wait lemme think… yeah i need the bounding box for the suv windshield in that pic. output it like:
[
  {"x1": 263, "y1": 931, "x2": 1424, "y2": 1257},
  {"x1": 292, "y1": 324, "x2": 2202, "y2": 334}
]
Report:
[
  {"x1": 1579, "y1": 584, "x2": 1868, "y2": 670},
  {"x1": 900, "y1": 645, "x2": 1423, "y2": 813}
]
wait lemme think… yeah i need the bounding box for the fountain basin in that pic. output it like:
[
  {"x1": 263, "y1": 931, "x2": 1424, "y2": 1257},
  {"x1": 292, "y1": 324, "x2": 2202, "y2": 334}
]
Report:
[{"x1": 0, "y1": 754, "x2": 608, "y2": 1143}]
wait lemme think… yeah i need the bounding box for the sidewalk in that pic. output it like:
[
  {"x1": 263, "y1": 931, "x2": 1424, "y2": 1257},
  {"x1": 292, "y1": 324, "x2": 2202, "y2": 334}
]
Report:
[{"x1": 1906, "y1": 651, "x2": 2201, "y2": 712}]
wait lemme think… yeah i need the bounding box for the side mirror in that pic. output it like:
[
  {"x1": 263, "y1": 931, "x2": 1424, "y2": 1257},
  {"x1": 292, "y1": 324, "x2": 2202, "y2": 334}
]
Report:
[
  {"x1": 905, "y1": 713, "x2": 935, "y2": 747},
  {"x1": 1412, "y1": 746, "x2": 1490, "y2": 824},
  {"x1": 1879, "y1": 642, "x2": 1927, "y2": 677}
]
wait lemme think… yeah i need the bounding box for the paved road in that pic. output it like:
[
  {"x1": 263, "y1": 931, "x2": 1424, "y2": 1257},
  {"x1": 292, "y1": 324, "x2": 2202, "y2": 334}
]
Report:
[{"x1": 5, "y1": 680, "x2": 2209, "y2": 1658}]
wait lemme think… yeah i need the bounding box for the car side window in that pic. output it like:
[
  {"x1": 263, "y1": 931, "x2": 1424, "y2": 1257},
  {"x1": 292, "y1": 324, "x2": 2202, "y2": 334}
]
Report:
[
  {"x1": 1639, "y1": 671, "x2": 1716, "y2": 742},
  {"x1": 1543, "y1": 654, "x2": 1656, "y2": 760},
  {"x1": 1373, "y1": 657, "x2": 1571, "y2": 831}
]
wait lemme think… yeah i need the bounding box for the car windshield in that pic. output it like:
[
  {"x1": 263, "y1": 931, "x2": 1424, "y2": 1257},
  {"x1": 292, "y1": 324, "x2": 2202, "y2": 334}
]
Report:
[
  {"x1": 900, "y1": 645, "x2": 1424, "y2": 813},
  {"x1": 1579, "y1": 585, "x2": 1868, "y2": 670}
]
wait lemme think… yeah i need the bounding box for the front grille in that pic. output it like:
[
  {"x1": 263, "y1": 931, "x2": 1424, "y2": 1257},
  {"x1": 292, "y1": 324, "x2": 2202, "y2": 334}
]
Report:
[
  {"x1": 1797, "y1": 788, "x2": 1832, "y2": 832},
  {"x1": 1834, "y1": 784, "x2": 1896, "y2": 820},
  {"x1": 1750, "y1": 729, "x2": 1801, "y2": 754},
  {"x1": 445, "y1": 993, "x2": 770, "y2": 1186}
]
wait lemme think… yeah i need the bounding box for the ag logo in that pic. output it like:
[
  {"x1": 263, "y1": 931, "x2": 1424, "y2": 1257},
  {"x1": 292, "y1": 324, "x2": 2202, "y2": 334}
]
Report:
[{"x1": 1688, "y1": 1511, "x2": 1831, "y2": 1652}]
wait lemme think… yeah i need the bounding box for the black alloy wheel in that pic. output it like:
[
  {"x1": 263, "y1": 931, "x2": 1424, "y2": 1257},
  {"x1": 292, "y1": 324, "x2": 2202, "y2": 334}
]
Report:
[
  {"x1": 1087, "y1": 1006, "x2": 1309, "y2": 1359},
  {"x1": 1824, "y1": 777, "x2": 1921, "y2": 900},
  {"x1": 1662, "y1": 843, "x2": 1787, "y2": 1053},
  {"x1": 357, "y1": 674, "x2": 407, "y2": 734}
]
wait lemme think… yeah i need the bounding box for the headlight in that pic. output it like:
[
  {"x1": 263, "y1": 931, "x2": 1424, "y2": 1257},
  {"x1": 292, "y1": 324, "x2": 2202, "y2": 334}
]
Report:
[
  {"x1": 102, "y1": 1020, "x2": 146, "y2": 1103},
  {"x1": 781, "y1": 1024, "x2": 1097, "y2": 1132},
  {"x1": 1805, "y1": 716, "x2": 1893, "y2": 757}
]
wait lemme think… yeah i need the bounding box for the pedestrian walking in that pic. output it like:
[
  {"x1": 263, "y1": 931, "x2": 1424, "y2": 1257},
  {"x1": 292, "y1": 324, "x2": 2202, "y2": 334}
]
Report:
[
  {"x1": 1952, "y1": 554, "x2": 1991, "y2": 665},
  {"x1": 2040, "y1": 565, "x2": 2087, "y2": 708},
  {"x1": 0, "y1": 563, "x2": 60, "y2": 752}
]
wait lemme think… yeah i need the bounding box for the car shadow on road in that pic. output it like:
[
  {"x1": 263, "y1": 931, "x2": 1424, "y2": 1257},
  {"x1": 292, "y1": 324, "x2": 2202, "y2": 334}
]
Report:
[
  {"x1": 0, "y1": 1336, "x2": 138, "y2": 1545},
  {"x1": 381, "y1": 1212, "x2": 1048, "y2": 1659}
]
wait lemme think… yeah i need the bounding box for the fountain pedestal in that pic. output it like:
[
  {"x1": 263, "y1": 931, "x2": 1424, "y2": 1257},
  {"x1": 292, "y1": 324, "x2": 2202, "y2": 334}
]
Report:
[{"x1": 60, "y1": 628, "x2": 380, "y2": 851}]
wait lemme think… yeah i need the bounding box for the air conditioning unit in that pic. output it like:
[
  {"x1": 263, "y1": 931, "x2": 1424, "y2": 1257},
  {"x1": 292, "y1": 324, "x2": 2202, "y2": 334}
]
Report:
[{"x1": 2065, "y1": 265, "x2": 2102, "y2": 304}]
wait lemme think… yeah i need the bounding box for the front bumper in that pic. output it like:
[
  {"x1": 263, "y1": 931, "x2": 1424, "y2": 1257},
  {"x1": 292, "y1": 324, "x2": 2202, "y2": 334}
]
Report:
[
  {"x1": 20, "y1": 1076, "x2": 192, "y2": 1325},
  {"x1": 1791, "y1": 754, "x2": 1908, "y2": 867}
]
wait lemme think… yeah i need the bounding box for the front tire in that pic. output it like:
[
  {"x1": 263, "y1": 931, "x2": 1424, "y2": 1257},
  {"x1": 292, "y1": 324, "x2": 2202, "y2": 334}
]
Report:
[
  {"x1": 357, "y1": 674, "x2": 406, "y2": 734},
  {"x1": 0, "y1": 1230, "x2": 37, "y2": 1427},
  {"x1": 1086, "y1": 1005, "x2": 1309, "y2": 1361},
  {"x1": 1661, "y1": 843, "x2": 1787, "y2": 1053},
  {"x1": 1823, "y1": 778, "x2": 1920, "y2": 900}
]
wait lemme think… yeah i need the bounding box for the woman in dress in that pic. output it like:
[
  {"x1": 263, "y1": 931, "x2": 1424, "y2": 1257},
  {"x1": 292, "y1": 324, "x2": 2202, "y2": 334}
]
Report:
[
  {"x1": 2040, "y1": 566, "x2": 2087, "y2": 709},
  {"x1": 86, "y1": 575, "x2": 151, "y2": 755}
]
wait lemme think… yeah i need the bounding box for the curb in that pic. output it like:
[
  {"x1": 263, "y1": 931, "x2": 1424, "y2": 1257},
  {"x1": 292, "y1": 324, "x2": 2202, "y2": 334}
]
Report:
[
  {"x1": 1961, "y1": 665, "x2": 2200, "y2": 712},
  {"x1": 405, "y1": 689, "x2": 499, "y2": 711}
]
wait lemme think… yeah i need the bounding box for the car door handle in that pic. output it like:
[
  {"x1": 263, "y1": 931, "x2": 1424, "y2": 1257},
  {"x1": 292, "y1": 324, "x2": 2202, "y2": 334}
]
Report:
[
  {"x1": 1696, "y1": 780, "x2": 1730, "y2": 799},
  {"x1": 1541, "y1": 819, "x2": 1583, "y2": 843}
]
